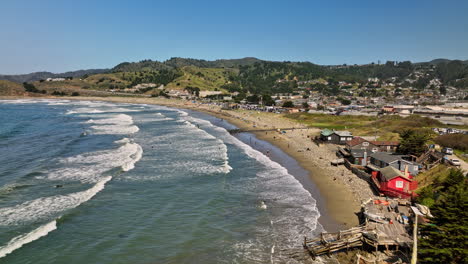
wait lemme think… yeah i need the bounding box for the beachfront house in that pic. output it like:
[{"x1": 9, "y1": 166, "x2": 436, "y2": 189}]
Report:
[
  {"x1": 371, "y1": 166, "x2": 418, "y2": 199},
  {"x1": 320, "y1": 129, "x2": 353, "y2": 144},
  {"x1": 346, "y1": 137, "x2": 399, "y2": 153},
  {"x1": 348, "y1": 149, "x2": 371, "y2": 166},
  {"x1": 345, "y1": 137, "x2": 378, "y2": 152},
  {"x1": 371, "y1": 141, "x2": 399, "y2": 152},
  {"x1": 368, "y1": 152, "x2": 420, "y2": 176}
]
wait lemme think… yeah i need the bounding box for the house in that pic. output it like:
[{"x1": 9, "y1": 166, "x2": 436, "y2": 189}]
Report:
[
  {"x1": 320, "y1": 129, "x2": 353, "y2": 144},
  {"x1": 346, "y1": 137, "x2": 378, "y2": 152},
  {"x1": 368, "y1": 152, "x2": 420, "y2": 176},
  {"x1": 371, "y1": 166, "x2": 418, "y2": 199},
  {"x1": 348, "y1": 149, "x2": 371, "y2": 166},
  {"x1": 346, "y1": 137, "x2": 399, "y2": 153},
  {"x1": 370, "y1": 140, "x2": 399, "y2": 152}
]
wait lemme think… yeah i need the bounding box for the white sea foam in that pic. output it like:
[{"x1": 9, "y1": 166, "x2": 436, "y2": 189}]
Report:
[
  {"x1": 66, "y1": 108, "x2": 105, "y2": 115},
  {"x1": 114, "y1": 137, "x2": 131, "y2": 144},
  {"x1": 0, "y1": 220, "x2": 57, "y2": 258},
  {"x1": 49, "y1": 142, "x2": 143, "y2": 182},
  {"x1": 0, "y1": 176, "x2": 112, "y2": 226},
  {"x1": 91, "y1": 124, "x2": 139, "y2": 134},
  {"x1": 85, "y1": 114, "x2": 133, "y2": 125},
  {"x1": 177, "y1": 113, "x2": 321, "y2": 262},
  {"x1": 85, "y1": 113, "x2": 139, "y2": 135}
]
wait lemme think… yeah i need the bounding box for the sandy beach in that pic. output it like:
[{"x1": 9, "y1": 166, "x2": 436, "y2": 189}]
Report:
[{"x1": 2, "y1": 96, "x2": 376, "y2": 231}]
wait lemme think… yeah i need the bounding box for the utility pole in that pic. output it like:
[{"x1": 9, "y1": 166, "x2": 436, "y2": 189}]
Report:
[{"x1": 411, "y1": 216, "x2": 418, "y2": 264}]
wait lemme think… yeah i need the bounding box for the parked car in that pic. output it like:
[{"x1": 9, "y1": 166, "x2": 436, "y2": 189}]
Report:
[
  {"x1": 449, "y1": 159, "x2": 461, "y2": 166},
  {"x1": 443, "y1": 147, "x2": 454, "y2": 154}
]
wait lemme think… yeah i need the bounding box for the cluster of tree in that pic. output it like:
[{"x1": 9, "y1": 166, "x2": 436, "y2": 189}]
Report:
[
  {"x1": 121, "y1": 69, "x2": 183, "y2": 87},
  {"x1": 397, "y1": 128, "x2": 433, "y2": 156},
  {"x1": 418, "y1": 168, "x2": 467, "y2": 263},
  {"x1": 107, "y1": 58, "x2": 468, "y2": 94},
  {"x1": 23, "y1": 82, "x2": 46, "y2": 94},
  {"x1": 51, "y1": 91, "x2": 67, "y2": 96},
  {"x1": 185, "y1": 86, "x2": 200, "y2": 97},
  {"x1": 436, "y1": 60, "x2": 468, "y2": 84}
]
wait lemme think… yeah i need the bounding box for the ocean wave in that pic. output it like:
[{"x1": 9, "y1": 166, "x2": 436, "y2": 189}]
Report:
[
  {"x1": 49, "y1": 142, "x2": 143, "y2": 182},
  {"x1": 177, "y1": 113, "x2": 322, "y2": 261},
  {"x1": 0, "y1": 176, "x2": 112, "y2": 226},
  {"x1": 0, "y1": 220, "x2": 57, "y2": 258},
  {"x1": 85, "y1": 114, "x2": 133, "y2": 125},
  {"x1": 66, "y1": 108, "x2": 105, "y2": 115}
]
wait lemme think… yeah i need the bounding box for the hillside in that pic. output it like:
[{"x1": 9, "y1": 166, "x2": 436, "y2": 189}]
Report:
[
  {"x1": 112, "y1": 57, "x2": 262, "y2": 72},
  {"x1": 164, "y1": 66, "x2": 236, "y2": 91},
  {"x1": 0, "y1": 80, "x2": 27, "y2": 96},
  {"x1": 2, "y1": 57, "x2": 467, "y2": 96},
  {"x1": 0, "y1": 69, "x2": 109, "y2": 83}
]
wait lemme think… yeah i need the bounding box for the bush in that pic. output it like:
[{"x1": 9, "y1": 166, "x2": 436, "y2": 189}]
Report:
[
  {"x1": 282, "y1": 101, "x2": 294, "y2": 108},
  {"x1": 23, "y1": 82, "x2": 40, "y2": 93},
  {"x1": 51, "y1": 91, "x2": 67, "y2": 96},
  {"x1": 71, "y1": 92, "x2": 80, "y2": 96}
]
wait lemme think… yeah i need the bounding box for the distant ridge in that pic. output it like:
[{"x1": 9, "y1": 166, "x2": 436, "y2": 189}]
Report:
[
  {"x1": 112, "y1": 57, "x2": 263, "y2": 72},
  {"x1": 417, "y1": 58, "x2": 468, "y2": 65},
  {"x1": 2, "y1": 57, "x2": 468, "y2": 83},
  {"x1": 0, "y1": 69, "x2": 109, "y2": 83}
]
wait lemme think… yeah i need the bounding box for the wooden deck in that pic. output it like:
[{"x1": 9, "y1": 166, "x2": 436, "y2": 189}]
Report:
[{"x1": 303, "y1": 199, "x2": 414, "y2": 259}]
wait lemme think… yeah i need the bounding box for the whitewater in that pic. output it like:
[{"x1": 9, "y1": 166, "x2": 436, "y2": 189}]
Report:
[{"x1": 0, "y1": 99, "x2": 323, "y2": 264}]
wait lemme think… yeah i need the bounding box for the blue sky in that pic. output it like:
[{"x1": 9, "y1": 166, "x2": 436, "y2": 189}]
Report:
[{"x1": 1, "y1": 0, "x2": 467, "y2": 74}]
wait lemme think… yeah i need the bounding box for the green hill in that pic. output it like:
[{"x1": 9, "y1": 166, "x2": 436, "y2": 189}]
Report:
[{"x1": 165, "y1": 66, "x2": 236, "y2": 91}]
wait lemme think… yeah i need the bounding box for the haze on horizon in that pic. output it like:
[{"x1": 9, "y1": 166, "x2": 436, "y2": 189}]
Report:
[{"x1": 1, "y1": 0, "x2": 467, "y2": 75}]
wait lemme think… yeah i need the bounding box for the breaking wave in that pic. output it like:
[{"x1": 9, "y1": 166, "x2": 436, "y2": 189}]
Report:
[{"x1": 0, "y1": 220, "x2": 57, "y2": 258}]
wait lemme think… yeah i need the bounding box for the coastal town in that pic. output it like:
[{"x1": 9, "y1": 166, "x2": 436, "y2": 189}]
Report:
[
  {"x1": 2, "y1": 61, "x2": 467, "y2": 263},
  {"x1": 29, "y1": 94, "x2": 463, "y2": 264}
]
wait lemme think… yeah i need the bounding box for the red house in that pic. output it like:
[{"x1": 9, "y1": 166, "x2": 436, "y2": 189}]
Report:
[{"x1": 371, "y1": 166, "x2": 418, "y2": 199}]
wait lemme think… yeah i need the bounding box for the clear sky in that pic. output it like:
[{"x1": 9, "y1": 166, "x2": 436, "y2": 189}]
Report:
[{"x1": 1, "y1": 0, "x2": 467, "y2": 74}]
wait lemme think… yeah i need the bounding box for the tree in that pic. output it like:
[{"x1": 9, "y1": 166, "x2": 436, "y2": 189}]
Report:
[
  {"x1": 23, "y1": 82, "x2": 40, "y2": 93},
  {"x1": 397, "y1": 129, "x2": 431, "y2": 155},
  {"x1": 439, "y1": 85, "x2": 447, "y2": 95},
  {"x1": 246, "y1": 94, "x2": 260, "y2": 104},
  {"x1": 419, "y1": 169, "x2": 467, "y2": 264},
  {"x1": 261, "y1": 94, "x2": 275, "y2": 106},
  {"x1": 302, "y1": 102, "x2": 309, "y2": 109},
  {"x1": 282, "y1": 101, "x2": 294, "y2": 108}
]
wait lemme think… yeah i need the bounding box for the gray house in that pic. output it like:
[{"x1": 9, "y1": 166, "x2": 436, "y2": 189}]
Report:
[
  {"x1": 320, "y1": 129, "x2": 353, "y2": 144},
  {"x1": 368, "y1": 152, "x2": 420, "y2": 176}
]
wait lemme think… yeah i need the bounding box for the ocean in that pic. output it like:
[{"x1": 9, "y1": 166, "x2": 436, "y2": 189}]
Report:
[{"x1": 0, "y1": 99, "x2": 323, "y2": 263}]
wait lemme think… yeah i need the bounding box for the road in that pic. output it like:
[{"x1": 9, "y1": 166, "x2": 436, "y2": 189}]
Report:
[{"x1": 446, "y1": 154, "x2": 468, "y2": 172}]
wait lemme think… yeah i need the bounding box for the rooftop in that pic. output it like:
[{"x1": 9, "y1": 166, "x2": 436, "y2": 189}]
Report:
[
  {"x1": 380, "y1": 166, "x2": 410, "y2": 181},
  {"x1": 370, "y1": 152, "x2": 407, "y2": 164}
]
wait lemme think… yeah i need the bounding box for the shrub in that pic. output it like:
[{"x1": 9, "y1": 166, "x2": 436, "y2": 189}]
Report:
[{"x1": 435, "y1": 134, "x2": 468, "y2": 151}]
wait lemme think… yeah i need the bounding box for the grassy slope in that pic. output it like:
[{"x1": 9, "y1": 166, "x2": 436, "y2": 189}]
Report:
[
  {"x1": 0, "y1": 80, "x2": 25, "y2": 96},
  {"x1": 165, "y1": 66, "x2": 235, "y2": 91},
  {"x1": 285, "y1": 113, "x2": 448, "y2": 141},
  {"x1": 415, "y1": 164, "x2": 451, "y2": 190}
]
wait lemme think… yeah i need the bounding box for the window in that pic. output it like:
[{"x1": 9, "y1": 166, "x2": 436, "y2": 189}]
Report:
[
  {"x1": 395, "y1": 181, "x2": 403, "y2": 188},
  {"x1": 363, "y1": 142, "x2": 369, "y2": 146},
  {"x1": 347, "y1": 137, "x2": 352, "y2": 141},
  {"x1": 414, "y1": 166, "x2": 418, "y2": 171},
  {"x1": 328, "y1": 136, "x2": 331, "y2": 140}
]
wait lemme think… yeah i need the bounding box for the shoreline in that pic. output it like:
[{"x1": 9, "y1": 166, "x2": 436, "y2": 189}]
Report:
[{"x1": 1, "y1": 96, "x2": 368, "y2": 231}]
